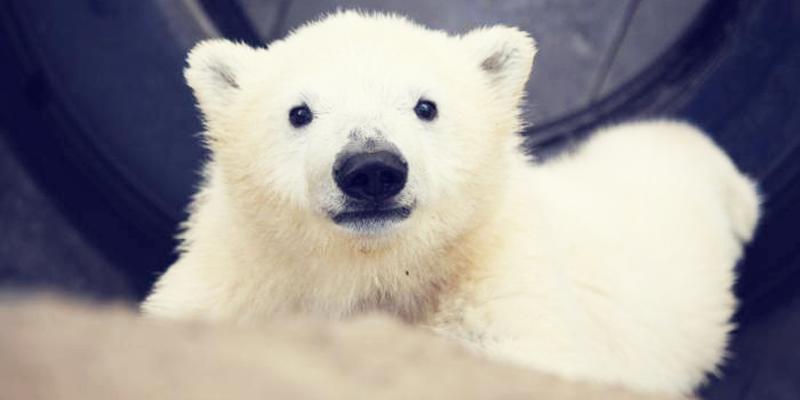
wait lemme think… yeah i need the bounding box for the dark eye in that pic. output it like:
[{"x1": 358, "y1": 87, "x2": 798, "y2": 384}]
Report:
[
  {"x1": 289, "y1": 104, "x2": 313, "y2": 127},
  {"x1": 414, "y1": 99, "x2": 437, "y2": 121}
]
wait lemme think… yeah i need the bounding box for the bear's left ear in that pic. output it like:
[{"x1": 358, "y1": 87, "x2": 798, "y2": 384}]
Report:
[
  {"x1": 461, "y1": 26, "x2": 537, "y2": 102},
  {"x1": 184, "y1": 39, "x2": 259, "y2": 118}
]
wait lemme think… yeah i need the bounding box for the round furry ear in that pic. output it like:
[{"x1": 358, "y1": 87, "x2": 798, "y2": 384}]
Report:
[
  {"x1": 461, "y1": 26, "x2": 537, "y2": 102},
  {"x1": 184, "y1": 39, "x2": 258, "y2": 117}
]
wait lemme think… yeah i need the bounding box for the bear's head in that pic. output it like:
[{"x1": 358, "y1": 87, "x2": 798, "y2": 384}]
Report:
[{"x1": 185, "y1": 11, "x2": 536, "y2": 253}]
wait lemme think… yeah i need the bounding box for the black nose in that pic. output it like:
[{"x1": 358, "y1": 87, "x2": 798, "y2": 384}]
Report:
[{"x1": 334, "y1": 151, "x2": 408, "y2": 202}]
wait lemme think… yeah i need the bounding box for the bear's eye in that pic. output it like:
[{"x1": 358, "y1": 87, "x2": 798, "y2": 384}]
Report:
[
  {"x1": 289, "y1": 104, "x2": 313, "y2": 127},
  {"x1": 414, "y1": 99, "x2": 437, "y2": 121}
]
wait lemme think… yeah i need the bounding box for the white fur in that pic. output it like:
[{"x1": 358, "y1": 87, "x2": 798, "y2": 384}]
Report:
[{"x1": 142, "y1": 11, "x2": 760, "y2": 398}]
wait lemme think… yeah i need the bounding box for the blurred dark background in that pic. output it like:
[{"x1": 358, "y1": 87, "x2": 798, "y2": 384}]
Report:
[{"x1": 0, "y1": 0, "x2": 798, "y2": 398}]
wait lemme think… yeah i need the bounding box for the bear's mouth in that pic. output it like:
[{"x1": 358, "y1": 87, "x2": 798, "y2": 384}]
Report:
[{"x1": 330, "y1": 205, "x2": 413, "y2": 231}]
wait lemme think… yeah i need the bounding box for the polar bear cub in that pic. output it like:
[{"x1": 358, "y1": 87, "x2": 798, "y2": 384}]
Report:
[{"x1": 142, "y1": 11, "x2": 760, "y2": 397}]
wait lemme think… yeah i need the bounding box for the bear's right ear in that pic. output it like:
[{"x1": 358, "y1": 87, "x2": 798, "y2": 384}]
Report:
[{"x1": 184, "y1": 39, "x2": 258, "y2": 116}]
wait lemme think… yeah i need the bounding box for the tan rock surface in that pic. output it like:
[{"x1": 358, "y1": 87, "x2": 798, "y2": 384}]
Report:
[{"x1": 0, "y1": 295, "x2": 682, "y2": 400}]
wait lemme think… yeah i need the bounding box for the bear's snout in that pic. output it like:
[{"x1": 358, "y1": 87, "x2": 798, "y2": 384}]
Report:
[{"x1": 334, "y1": 150, "x2": 408, "y2": 202}]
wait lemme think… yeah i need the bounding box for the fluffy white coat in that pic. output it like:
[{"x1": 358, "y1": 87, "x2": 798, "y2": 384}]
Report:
[{"x1": 143, "y1": 11, "x2": 760, "y2": 397}]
